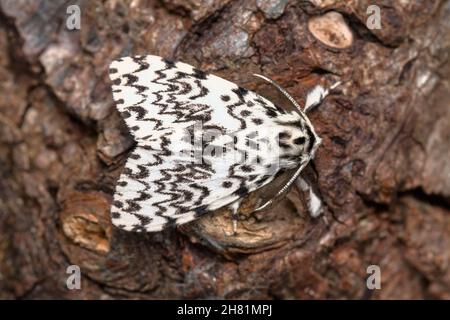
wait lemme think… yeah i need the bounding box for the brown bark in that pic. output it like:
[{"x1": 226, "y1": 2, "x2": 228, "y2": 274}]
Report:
[{"x1": 0, "y1": 0, "x2": 449, "y2": 299}]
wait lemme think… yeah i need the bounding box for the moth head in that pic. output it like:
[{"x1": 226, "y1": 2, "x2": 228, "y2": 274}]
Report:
[
  {"x1": 305, "y1": 121, "x2": 322, "y2": 160},
  {"x1": 276, "y1": 117, "x2": 321, "y2": 169}
]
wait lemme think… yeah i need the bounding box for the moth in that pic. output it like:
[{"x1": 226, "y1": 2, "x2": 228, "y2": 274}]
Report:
[{"x1": 108, "y1": 55, "x2": 340, "y2": 233}]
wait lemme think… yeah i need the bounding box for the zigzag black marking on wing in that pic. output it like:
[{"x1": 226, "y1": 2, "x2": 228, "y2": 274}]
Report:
[
  {"x1": 121, "y1": 133, "x2": 172, "y2": 222},
  {"x1": 121, "y1": 163, "x2": 149, "y2": 214},
  {"x1": 152, "y1": 163, "x2": 184, "y2": 216},
  {"x1": 132, "y1": 55, "x2": 150, "y2": 73},
  {"x1": 123, "y1": 57, "x2": 149, "y2": 107},
  {"x1": 227, "y1": 163, "x2": 251, "y2": 198},
  {"x1": 224, "y1": 87, "x2": 248, "y2": 130},
  {"x1": 149, "y1": 128, "x2": 200, "y2": 219},
  {"x1": 152, "y1": 162, "x2": 215, "y2": 219},
  {"x1": 171, "y1": 163, "x2": 215, "y2": 213},
  {"x1": 143, "y1": 60, "x2": 178, "y2": 130},
  {"x1": 148, "y1": 63, "x2": 212, "y2": 129},
  {"x1": 189, "y1": 182, "x2": 211, "y2": 207},
  {"x1": 164, "y1": 71, "x2": 212, "y2": 123},
  {"x1": 188, "y1": 79, "x2": 209, "y2": 100},
  {"x1": 117, "y1": 56, "x2": 164, "y2": 130},
  {"x1": 117, "y1": 58, "x2": 218, "y2": 225},
  {"x1": 119, "y1": 140, "x2": 170, "y2": 217}
]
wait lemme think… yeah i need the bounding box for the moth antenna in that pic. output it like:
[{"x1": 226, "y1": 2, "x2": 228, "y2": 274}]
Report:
[
  {"x1": 253, "y1": 74, "x2": 342, "y2": 115},
  {"x1": 253, "y1": 161, "x2": 308, "y2": 213},
  {"x1": 304, "y1": 81, "x2": 342, "y2": 112},
  {"x1": 253, "y1": 74, "x2": 308, "y2": 120}
]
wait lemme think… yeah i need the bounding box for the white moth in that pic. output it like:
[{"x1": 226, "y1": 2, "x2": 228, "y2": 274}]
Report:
[{"x1": 108, "y1": 55, "x2": 339, "y2": 232}]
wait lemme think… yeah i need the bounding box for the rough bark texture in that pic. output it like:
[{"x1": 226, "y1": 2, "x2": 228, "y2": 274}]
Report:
[{"x1": 0, "y1": 0, "x2": 449, "y2": 299}]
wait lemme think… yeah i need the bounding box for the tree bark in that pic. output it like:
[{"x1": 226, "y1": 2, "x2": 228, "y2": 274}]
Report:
[{"x1": 0, "y1": 0, "x2": 449, "y2": 299}]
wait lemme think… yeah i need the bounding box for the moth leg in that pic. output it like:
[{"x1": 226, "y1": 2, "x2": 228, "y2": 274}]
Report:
[
  {"x1": 295, "y1": 176, "x2": 323, "y2": 218},
  {"x1": 228, "y1": 199, "x2": 242, "y2": 235},
  {"x1": 304, "y1": 81, "x2": 341, "y2": 113},
  {"x1": 253, "y1": 163, "x2": 307, "y2": 213}
]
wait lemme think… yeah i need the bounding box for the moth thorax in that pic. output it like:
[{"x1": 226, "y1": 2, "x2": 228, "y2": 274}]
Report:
[{"x1": 277, "y1": 123, "x2": 321, "y2": 169}]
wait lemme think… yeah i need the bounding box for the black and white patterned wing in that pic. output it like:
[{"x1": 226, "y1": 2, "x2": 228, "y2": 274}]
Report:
[{"x1": 109, "y1": 55, "x2": 304, "y2": 232}]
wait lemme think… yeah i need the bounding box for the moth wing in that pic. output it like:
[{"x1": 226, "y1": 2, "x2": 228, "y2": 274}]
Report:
[
  {"x1": 111, "y1": 129, "x2": 282, "y2": 232},
  {"x1": 109, "y1": 55, "x2": 290, "y2": 139}
]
